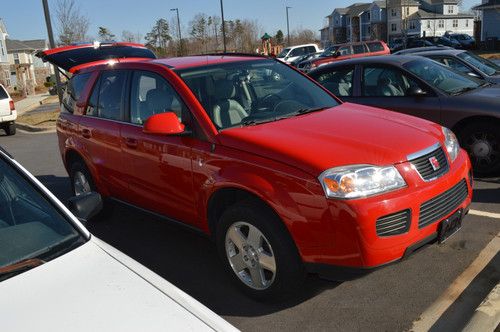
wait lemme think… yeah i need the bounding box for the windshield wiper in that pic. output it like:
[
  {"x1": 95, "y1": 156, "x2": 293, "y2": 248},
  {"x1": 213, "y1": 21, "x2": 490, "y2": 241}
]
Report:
[
  {"x1": 451, "y1": 86, "x2": 477, "y2": 95},
  {"x1": 0, "y1": 258, "x2": 45, "y2": 281},
  {"x1": 295, "y1": 106, "x2": 329, "y2": 115},
  {"x1": 241, "y1": 118, "x2": 277, "y2": 126}
]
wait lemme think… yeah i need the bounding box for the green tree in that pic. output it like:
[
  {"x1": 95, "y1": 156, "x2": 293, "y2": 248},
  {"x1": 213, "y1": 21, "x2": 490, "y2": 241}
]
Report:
[
  {"x1": 98, "y1": 27, "x2": 115, "y2": 41},
  {"x1": 275, "y1": 30, "x2": 284, "y2": 45},
  {"x1": 145, "y1": 19, "x2": 172, "y2": 56}
]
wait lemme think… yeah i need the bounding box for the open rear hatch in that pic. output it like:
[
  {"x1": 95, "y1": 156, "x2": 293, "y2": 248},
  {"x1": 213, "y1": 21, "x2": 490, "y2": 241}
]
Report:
[{"x1": 36, "y1": 42, "x2": 156, "y2": 73}]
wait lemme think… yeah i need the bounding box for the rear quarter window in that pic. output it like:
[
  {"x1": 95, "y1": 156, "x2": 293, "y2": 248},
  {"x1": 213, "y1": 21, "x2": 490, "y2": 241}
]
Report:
[
  {"x1": 367, "y1": 42, "x2": 385, "y2": 52},
  {"x1": 62, "y1": 73, "x2": 92, "y2": 113},
  {"x1": 0, "y1": 86, "x2": 8, "y2": 100}
]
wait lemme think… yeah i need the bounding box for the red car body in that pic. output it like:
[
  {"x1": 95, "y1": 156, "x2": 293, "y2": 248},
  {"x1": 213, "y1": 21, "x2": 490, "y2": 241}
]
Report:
[{"x1": 40, "y1": 46, "x2": 472, "y2": 285}]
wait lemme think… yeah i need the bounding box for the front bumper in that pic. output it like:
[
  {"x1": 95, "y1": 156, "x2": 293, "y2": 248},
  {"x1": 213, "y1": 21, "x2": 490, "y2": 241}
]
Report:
[
  {"x1": 0, "y1": 111, "x2": 17, "y2": 123},
  {"x1": 302, "y1": 148, "x2": 473, "y2": 271}
]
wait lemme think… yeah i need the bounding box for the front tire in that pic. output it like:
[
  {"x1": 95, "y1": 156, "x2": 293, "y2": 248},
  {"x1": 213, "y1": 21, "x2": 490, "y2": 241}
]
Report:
[
  {"x1": 216, "y1": 200, "x2": 305, "y2": 301},
  {"x1": 458, "y1": 122, "x2": 500, "y2": 176}
]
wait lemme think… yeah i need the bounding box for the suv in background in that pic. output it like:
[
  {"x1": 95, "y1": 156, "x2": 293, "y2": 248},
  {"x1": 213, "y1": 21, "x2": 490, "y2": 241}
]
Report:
[
  {"x1": 0, "y1": 84, "x2": 16, "y2": 136},
  {"x1": 38, "y1": 44, "x2": 472, "y2": 300},
  {"x1": 276, "y1": 44, "x2": 322, "y2": 64},
  {"x1": 302, "y1": 40, "x2": 389, "y2": 72}
]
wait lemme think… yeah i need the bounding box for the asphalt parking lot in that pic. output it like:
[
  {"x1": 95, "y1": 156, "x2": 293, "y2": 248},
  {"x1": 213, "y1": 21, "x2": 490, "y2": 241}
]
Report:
[{"x1": 2, "y1": 130, "x2": 499, "y2": 331}]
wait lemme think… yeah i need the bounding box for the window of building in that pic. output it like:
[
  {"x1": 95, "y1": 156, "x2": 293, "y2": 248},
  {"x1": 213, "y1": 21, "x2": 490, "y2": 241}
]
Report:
[
  {"x1": 448, "y1": 6, "x2": 454, "y2": 14},
  {"x1": 391, "y1": 8, "x2": 397, "y2": 17},
  {"x1": 391, "y1": 23, "x2": 397, "y2": 31},
  {"x1": 368, "y1": 25, "x2": 371, "y2": 35},
  {"x1": 427, "y1": 20, "x2": 431, "y2": 29},
  {"x1": 0, "y1": 40, "x2": 4, "y2": 56},
  {"x1": 453, "y1": 19, "x2": 458, "y2": 28},
  {"x1": 438, "y1": 20, "x2": 444, "y2": 28},
  {"x1": 13, "y1": 53, "x2": 19, "y2": 65},
  {"x1": 410, "y1": 20, "x2": 416, "y2": 30},
  {"x1": 465, "y1": 19, "x2": 469, "y2": 27},
  {"x1": 406, "y1": 7, "x2": 410, "y2": 16}
]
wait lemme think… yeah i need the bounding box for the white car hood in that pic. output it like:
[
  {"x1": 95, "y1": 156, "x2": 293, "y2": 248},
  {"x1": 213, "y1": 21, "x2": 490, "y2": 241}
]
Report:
[{"x1": 0, "y1": 238, "x2": 237, "y2": 332}]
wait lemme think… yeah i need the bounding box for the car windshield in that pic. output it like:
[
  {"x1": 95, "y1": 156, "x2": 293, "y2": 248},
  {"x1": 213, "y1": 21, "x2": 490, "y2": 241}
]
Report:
[
  {"x1": 457, "y1": 51, "x2": 500, "y2": 76},
  {"x1": 177, "y1": 59, "x2": 339, "y2": 130},
  {"x1": 321, "y1": 46, "x2": 339, "y2": 57},
  {"x1": 0, "y1": 156, "x2": 85, "y2": 281},
  {"x1": 403, "y1": 59, "x2": 482, "y2": 95},
  {"x1": 277, "y1": 48, "x2": 290, "y2": 58}
]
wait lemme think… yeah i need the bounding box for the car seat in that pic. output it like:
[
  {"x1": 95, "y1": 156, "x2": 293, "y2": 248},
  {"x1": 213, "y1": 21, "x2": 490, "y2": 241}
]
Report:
[
  {"x1": 212, "y1": 80, "x2": 248, "y2": 128},
  {"x1": 377, "y1": 77, "x2": 404, "y2": 96}
]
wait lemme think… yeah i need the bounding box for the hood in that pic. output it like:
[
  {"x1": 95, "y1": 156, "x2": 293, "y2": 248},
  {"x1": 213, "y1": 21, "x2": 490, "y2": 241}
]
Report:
[
  {"x1": 0, "y1": 240, "x2": 236, "y2": 332},
  {"x1": 218, "y1": 103, "x2": 443, "y2": 176}
]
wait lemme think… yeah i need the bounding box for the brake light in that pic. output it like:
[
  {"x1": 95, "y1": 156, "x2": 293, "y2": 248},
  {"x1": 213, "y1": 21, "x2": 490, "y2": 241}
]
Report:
[{"x1": 9, "y1": 100, "x2": 15, "y2": 111}]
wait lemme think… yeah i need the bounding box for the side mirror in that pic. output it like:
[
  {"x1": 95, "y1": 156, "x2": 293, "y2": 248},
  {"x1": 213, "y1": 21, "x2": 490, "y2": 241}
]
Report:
[
  {"x1": 143, "y1": 112, "x2": 186, "y2": 135},
  {"x1": 407, "y1": 86, "x2": 427, "y2": 96},
  {"x1": 67, "y1": 192, "x2": 103, "y2": 224}
]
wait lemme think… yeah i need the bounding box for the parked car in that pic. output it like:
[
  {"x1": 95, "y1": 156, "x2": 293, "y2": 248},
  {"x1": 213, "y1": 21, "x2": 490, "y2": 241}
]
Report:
[
  {"x1": 396, "y1": 48, "x2": 500, "y2": 84},
  {"x1": 424, "y1": 36, "x2": 462, "y2": 49},
  {"x1": 391, "y1": 38, "x2": 435, "y2": 52},
  {"x1": 394, "y1": 45, "x2": 453, "y2": 55},
  {"x1": 276, "y1": 44, "x2": 322, "y2": 64},
  {"x1": 0, "y1": 146, "x2": 236, "y2": 331},
  {"x1": 0, "y1": 84, "x2": 16, "y2": 136},
  {"x1": 301, "y1": 40, "x2": 390, "y2": 72},
  {"x1": 445, "y1": 33, "x2": 476, "y2": 49},
  {"x1": 309, "y1": 55, "x2": 500, "y2": 174},
  {"x1": 38, "y1": 44, "x2": 473, "y2": 300},
  {"x1": 290, "y1": 51, "x2": 322, "y2": 68}
]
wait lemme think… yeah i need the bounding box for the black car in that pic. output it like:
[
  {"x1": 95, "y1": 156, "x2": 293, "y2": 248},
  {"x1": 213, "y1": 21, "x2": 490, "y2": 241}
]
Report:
[
  {"x1": 445, "y1": 33, "x2": 476, "y2": 49},
  {"x1": 394, "y1": 46, "x2": 453, "y2": 55},
  {"x1": 309, "y1": 55, "x2": 500, "y2": 174},
  {"x1": 424, "y1": 36, "x2": 461, "y2": 49},
  {"x1": 291, "y1": 52, "x2": 322, "y2": 68},
  {"x1": 395, "y1": 48, "x2": 500, "y2": 84},
  {"x1": 392, "y1": 39, "x2": 435, "y2": 52}
]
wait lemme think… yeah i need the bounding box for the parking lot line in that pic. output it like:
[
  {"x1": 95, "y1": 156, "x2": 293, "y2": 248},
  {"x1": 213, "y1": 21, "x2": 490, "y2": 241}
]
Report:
[
  {"x1": 469, "y1": 209, "x2": 500, "y2": 220},
  {"x1": 410, "y1": 233, "x2": 500, "y2": 332}
]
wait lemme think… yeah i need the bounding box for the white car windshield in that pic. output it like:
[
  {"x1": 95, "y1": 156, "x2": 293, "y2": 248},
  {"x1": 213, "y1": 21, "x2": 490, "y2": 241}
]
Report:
[
  {"x1": 177, "y1": 59, "x2": 339, "y2": 130},
  {"x1": 0, "y1": 156, "x2": 84, "y2": 281}
]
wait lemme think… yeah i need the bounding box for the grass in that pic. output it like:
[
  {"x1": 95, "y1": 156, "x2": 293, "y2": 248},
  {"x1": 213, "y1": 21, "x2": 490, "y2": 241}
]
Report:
[
  {"x1": 474, "y1": 51, "x2": 500, "y2": 60},
  {"x1": 17, "y1": 109, "x2": 59, "y2": 126}
]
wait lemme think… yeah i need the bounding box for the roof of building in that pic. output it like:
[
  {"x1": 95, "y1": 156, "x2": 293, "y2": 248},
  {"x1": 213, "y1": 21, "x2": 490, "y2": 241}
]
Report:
[
  {"x1": 473, "y1": 0, "x2": 500, "y2": 10},
  {"x1": 423, "y1": 0, "x2": 460, "y2": 4},
  {"x1": 0, "y1": 18, "x2": 7, "y2": 35},
  {"x1": 6, "y1": 39, "x2": 35, "y2": 52},
  {"x1": 408, "y1": 8, "x2": 475, "y2": 19},
  {"x1": 347, "y1": 3, "x2": 371, "y2": 16},
  {"x1": 21, "y1": 39, "x2": 48, "y2": 50},
  {"x1": 372, "y1": 0, "x2": 387, "y2": 9}
]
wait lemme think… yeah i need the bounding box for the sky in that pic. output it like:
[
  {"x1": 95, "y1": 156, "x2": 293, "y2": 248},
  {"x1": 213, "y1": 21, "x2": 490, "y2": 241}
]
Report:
[{"x1": 1, "y1": 0, "x2": 480, "y2": 42}]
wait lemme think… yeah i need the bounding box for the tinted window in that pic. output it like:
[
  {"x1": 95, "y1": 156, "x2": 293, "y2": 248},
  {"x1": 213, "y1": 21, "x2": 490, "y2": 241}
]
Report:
[
  {"x1": 290, "y1": 47, "x2": 306, "y2": 57},
  {"x1": 367, "y1": 42, "x2": 384, "y2": 52},
  {"x1": 62, "y1": 72, "x2": 91, "y2": 113},
  {"x1": 96, "y1": 71, "x2": 127, "y2": 120},
  {"x1": 313, "y1": 66, "x2": 354, "y2": 97},
  {"x1": 338, "y1": 46, "x2": 353, "y2": 56},
  {"x1": 362, "y1": 66, "x2": 424, "y2": 97},
  {"x1": 457, "y1": 51, "x2": 500, "y2": 76},
  {"x1": 130, "y1": 71, "x2": 187, "y2": 125},
  {"x1": 0, "y1": 156, "x2": 83, "y2": 277},
  {"x1": 352, "y1": 44, "x2": 365, "y2": 54},
  {"x1": 0, "y1": 85, "x2": 8, "y2": 100},
  {"x1": 439, "y1": 57, "x2": 475, "y2": 76},
  {"x1": 307, "y1": 46, "x2": 316, "y2": 53},
  {"x1": 85, "y1": 79, "x2": 100, "y2": 117}
]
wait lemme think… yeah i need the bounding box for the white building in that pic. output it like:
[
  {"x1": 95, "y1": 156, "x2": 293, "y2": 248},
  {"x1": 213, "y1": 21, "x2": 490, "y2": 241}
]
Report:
[{"x1": 0, "y1": 19, "x2": 10, "y2": 88}]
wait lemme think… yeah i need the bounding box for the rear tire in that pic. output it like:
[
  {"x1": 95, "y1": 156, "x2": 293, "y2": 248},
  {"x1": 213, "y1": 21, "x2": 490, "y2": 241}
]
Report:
[
  {"x1": 458, "y1": 121, "x2": 500, "y2": 176},
  {"x1": 216, "y1": 200, "x2": 305, "y2": 301},
  {"x1": 4, "y1": 122, "x2": 16, "y2": 136}
]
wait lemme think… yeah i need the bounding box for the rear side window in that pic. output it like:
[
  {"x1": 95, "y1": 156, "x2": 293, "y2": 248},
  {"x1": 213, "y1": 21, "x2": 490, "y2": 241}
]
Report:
[
  {"x1": 62, "y1": 73, "x2": 91, "y2": 113},
  {"x1": 307, "y1": 46, "x2": 316, "y2": 53},
  {"x1": 367, "y1": 42, "x2": 385, "y2": 52},
  {"x1": 96, "y1": 71, "x2": 127, "y2": 121},
  {"x1": 0, "y1": 86, "x2": 8, "y2": 100},
  {"x1": 314, "y1": 66, "x2": 354, "y2": 97}
]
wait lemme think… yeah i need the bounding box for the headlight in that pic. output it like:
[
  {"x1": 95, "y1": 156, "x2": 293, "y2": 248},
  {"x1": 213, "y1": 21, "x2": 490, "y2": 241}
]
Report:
[
  {"x1": 318, "y1": 165, "x2": 407, "y2": 199},
  {"x1": 442, "y1": 127, "x2": 459, "y2": 162}
]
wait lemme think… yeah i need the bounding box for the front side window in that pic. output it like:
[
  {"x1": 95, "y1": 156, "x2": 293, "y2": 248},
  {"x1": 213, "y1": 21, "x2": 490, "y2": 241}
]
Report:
[
  {"x1": 62, "y1": 72, "x2": 91, "y2": 113},
  {"x1": 130, "y1": 71, "x2": 187, "y2": 125},
  {"x1": 96, "y1": 70, "x2": 127, "y2": 121},
  {"x1": 352, "y1": 44, "x2": 365, "y2": 54},
  {"x1": 177, "y1": 59, "x2": 339, "y2": 130},
  {"x1": 404, "y1": 59, "x2": 482, "y2": 95},
  {"x1": 362, "y1": 66, "x2": 425, "y2": 97},
  {"x1": 0, "y1": 157, "x2": 84, "y2": 280},
  {"x1": 313, "y1": 66, "x2": 354, "y2": 97}
]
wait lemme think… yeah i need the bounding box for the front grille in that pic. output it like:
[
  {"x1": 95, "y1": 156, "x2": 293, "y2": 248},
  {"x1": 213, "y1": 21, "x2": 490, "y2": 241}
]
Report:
[
  {"x1": 409, "y1": 146, "x2": 449, "y2": 181},
  {"x1": 376, "y1": 209, "x2": 411, "y2": 236},
  {"x1": 419, "y1": 179, "x2": 468, "y2": 228}
]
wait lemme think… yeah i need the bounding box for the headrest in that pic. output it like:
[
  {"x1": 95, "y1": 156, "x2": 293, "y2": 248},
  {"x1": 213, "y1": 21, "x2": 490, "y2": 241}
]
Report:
[
  {"x1": 146, "y1": 89, "x2": 173, "y2": 112},
  {"x1": 215, "y1": 80, "x2": 236, "y2": 100},
  {"x1": 378, "y1": 77, "x2": 392, "y2": 85}
]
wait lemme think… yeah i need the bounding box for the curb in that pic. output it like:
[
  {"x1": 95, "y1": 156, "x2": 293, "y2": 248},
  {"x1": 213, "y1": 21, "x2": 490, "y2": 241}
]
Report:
[
  {"x1": 462, "y1": 283, "x2": 500, "y2": 332},
  {"x1": 16, "y1": 122, "x2": 56, "y2": 133}
]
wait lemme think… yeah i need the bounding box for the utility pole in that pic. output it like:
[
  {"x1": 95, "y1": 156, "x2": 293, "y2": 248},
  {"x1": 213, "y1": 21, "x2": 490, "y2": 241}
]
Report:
[
  {"x1": 41, "y1": 0, "x2": 62, "y2": 103},
  {"x1": 286, "y1": 6, "x2": 291, "y2": 45},
  {"x1": 220, "y1": 0, "x2": 226, "y2": 52},
  {"x1": 170, "y1": 8, "x2": 182, "y2": 56}
]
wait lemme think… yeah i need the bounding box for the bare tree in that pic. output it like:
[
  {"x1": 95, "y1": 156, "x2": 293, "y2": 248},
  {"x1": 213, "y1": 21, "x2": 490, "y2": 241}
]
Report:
[
  {"x1": 121, "y1": 30, "x2": 142, "y2": 43},
  {"x1": 55, "y1": 0, "x2": 90, "y2": 45}
]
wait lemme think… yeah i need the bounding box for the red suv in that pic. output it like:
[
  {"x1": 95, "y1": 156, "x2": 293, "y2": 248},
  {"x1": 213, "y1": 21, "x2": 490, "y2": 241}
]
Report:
[
  {"x1": 39, "y1": 43, "x2": 472, "y2": 300},
  {"x1": 302, "y1": 40, "x2": 390, "y2": 72}
]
